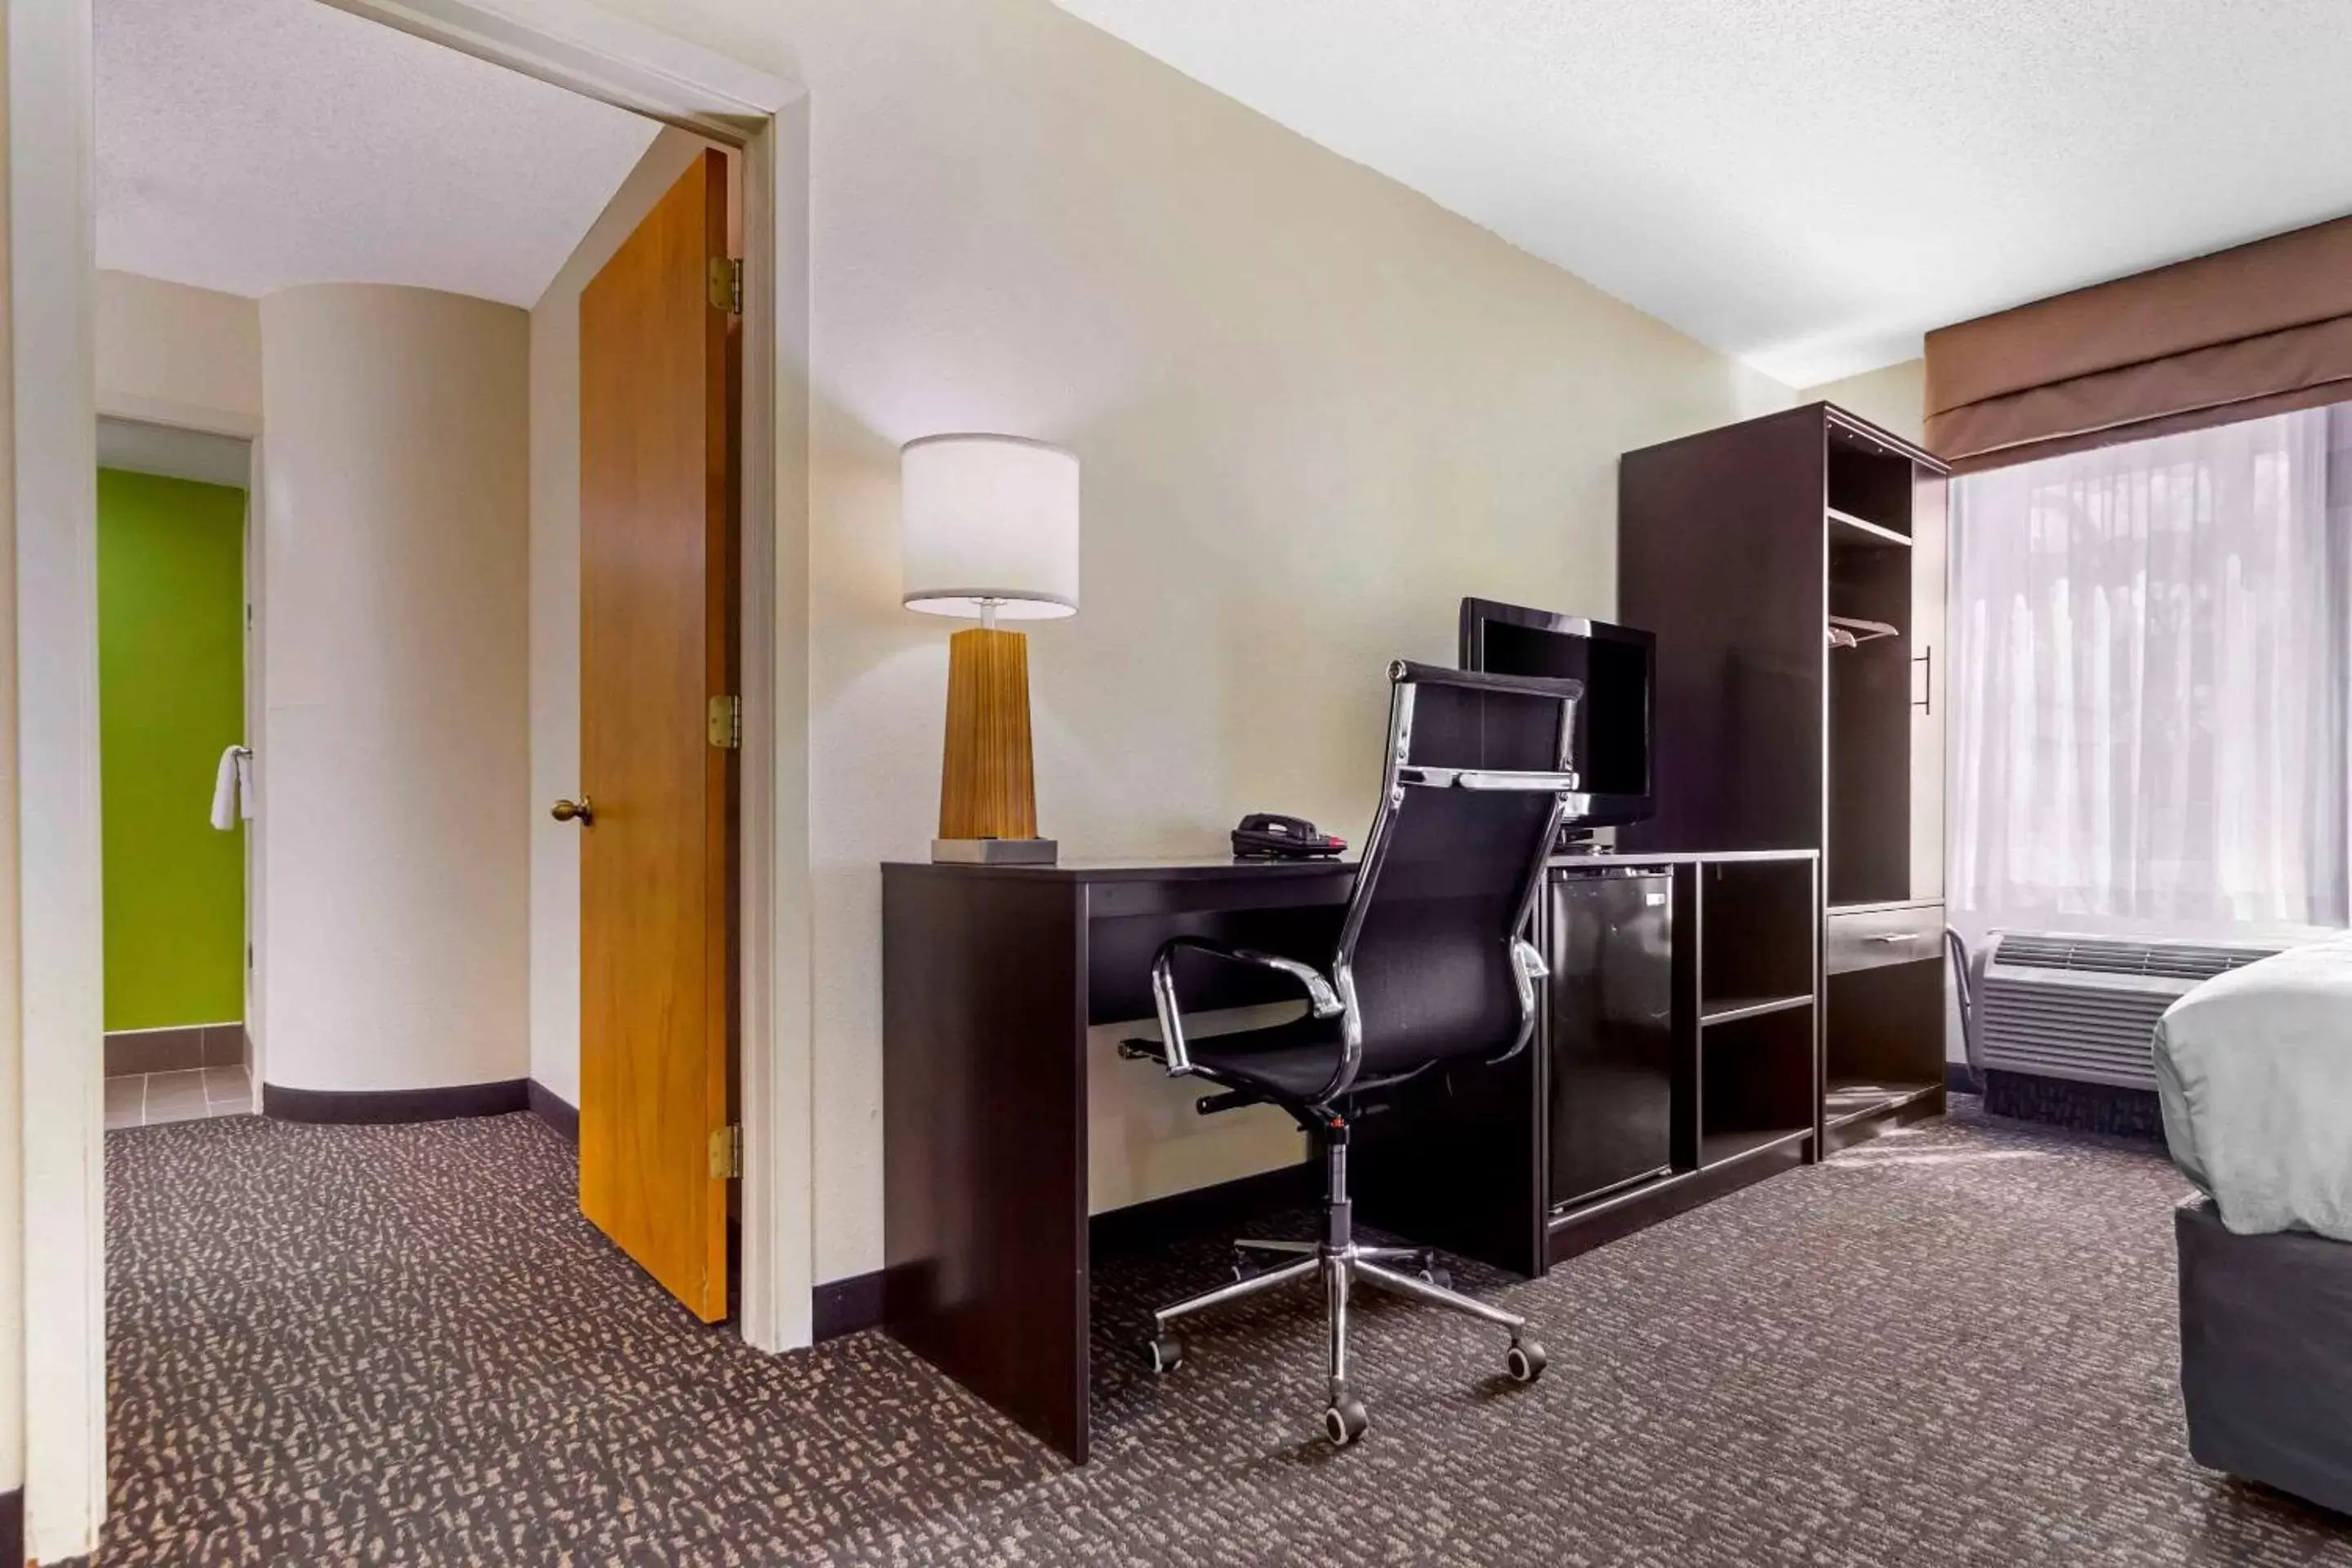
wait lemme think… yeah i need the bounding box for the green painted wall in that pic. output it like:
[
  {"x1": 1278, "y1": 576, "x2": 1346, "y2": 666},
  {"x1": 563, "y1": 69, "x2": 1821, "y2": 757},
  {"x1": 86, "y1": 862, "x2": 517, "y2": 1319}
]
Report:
[{"x1": 99, "y1": 467, "x2": 247, "y2": 1031}]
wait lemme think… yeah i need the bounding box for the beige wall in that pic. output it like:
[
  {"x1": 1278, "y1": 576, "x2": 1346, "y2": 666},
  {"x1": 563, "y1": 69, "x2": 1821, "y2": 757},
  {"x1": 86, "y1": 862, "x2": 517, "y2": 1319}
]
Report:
[
  {"x1": 1803, "y1": 359, "x2": 1926, "y2": 448},
  {"x1": 257, "y1": 284, "x2": 531, "y2": 1094},
  {"x1": 527, "y1": 128, "x2": 711, "y2": 1109},
  {"x1": 0, "y1": 14, "x2": 20, "y2": 1503},
  {"x1": 542, "y1": 0, "x2": 1789, "y2": 1285},
  {"x1": 797, "y1": 0, "x2": 1789, "y2": 1281},
  {"x1": 96, "y1": 269, "x2": 263, "y2": 435}
]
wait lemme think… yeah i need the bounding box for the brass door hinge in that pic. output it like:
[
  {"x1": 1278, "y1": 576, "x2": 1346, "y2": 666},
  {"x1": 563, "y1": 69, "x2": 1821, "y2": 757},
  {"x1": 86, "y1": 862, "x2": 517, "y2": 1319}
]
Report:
[
  {"x1": 708, "y1": 693, "x2": 742, "y2": 750},
  {"x1": 708, "y1": 256, "x2": 742, "y2": 315},
  {"x1": 709, "y1": 1124, "x2": 742, "y2": 1181}
]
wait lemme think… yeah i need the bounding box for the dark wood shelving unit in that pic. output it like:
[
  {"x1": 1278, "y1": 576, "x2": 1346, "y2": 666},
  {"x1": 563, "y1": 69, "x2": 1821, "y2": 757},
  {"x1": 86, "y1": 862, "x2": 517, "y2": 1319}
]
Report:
[
  {"x1": 1619, "y1": 402, "x2": 1952, "y2": 1165},
  {"x1": 1544, "y1": 851, "x2": 1819, "y2": 1263},
  {"x1": 1365, "y1": 404, "x2": 1950, "y2": 1279}
]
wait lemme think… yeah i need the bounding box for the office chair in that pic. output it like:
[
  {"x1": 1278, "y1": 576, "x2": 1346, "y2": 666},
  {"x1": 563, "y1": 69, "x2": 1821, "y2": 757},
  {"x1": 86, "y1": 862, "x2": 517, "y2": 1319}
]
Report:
[{"x1": 1120, "y1": 659, "x2": 1586, "y2": 1446}]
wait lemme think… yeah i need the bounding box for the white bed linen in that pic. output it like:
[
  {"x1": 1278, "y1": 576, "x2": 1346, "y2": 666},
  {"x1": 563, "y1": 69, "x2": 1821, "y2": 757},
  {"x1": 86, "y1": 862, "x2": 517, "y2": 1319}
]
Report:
[{"x1": 2155, "y1": 936, "x2": 2352, "y2": 1240}]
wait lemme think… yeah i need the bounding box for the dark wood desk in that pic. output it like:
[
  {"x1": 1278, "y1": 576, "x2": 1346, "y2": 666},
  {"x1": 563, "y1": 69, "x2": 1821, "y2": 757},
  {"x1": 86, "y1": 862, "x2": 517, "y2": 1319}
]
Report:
[
  {"x1": 882, "y1": 857, "x2": 1370, "y2": 1463},
  {"x1": 884, "y1": 860, "x2": 1364, "y2": 1457},
  {"x1": 879, "y1": 849, "x2": 1874, "y2": 1463}
]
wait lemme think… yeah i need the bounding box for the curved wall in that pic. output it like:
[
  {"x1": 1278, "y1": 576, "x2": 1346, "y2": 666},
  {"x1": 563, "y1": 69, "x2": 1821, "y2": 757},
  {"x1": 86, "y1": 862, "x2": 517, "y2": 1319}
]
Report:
[{"x1": 256, "y1": 283, "x2": 530, "y2": 1096}]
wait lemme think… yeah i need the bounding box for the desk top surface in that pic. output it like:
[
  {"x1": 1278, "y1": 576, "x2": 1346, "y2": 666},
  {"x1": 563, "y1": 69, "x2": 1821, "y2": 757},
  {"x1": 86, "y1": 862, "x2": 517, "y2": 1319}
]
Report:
[
  {"x1": 883, "y1": 846, "x2": 1816, "y2": 882},
  {"x1": 882, "y1": 854, "x2": 1357, "y2": 884}
]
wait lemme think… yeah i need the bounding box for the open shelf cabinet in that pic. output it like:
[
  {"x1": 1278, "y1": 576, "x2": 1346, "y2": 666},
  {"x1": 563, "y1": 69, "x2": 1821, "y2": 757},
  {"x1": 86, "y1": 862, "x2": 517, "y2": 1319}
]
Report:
[
  {"x1": 1699, "y1": 1002, "x2": 1815, "y2": 1169},
  {"x1": 1546, "y1": 852, "x2": 1820, "y2": 1254},
  {"x1": 1619, "y1": 401, "x2": 1949, "y2": 1164},
  {"x1": 1823, "y1": 957, "x2": 1945, "y2": 1125}
]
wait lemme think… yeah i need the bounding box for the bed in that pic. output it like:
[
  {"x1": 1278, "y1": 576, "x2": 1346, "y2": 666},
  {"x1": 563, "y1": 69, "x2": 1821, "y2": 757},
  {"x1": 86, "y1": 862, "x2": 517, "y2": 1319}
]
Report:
[{"x1": 2157, "y1": 936, "x2": 2352, "y2": 1516}]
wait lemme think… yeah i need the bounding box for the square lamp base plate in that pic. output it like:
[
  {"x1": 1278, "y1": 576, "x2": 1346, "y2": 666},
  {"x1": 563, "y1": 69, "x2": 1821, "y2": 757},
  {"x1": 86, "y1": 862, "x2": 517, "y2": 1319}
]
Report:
[{"x1": 931, "y1": 837, "x2": 1060, "y2": 866}]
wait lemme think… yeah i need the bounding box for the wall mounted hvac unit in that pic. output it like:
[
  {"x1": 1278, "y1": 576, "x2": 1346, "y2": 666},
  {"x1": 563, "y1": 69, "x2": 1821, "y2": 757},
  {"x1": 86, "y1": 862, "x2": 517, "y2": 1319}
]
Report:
[{"x1": 1969, "y1": 932, "x2": 2287, "y2": 1089}]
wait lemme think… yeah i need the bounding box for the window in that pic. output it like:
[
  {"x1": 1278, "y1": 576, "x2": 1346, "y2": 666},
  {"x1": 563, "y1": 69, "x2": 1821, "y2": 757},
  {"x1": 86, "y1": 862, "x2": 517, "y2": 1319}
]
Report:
[{"x1": 1949, "y1": 404, "x2": 2352, "y2": 935}]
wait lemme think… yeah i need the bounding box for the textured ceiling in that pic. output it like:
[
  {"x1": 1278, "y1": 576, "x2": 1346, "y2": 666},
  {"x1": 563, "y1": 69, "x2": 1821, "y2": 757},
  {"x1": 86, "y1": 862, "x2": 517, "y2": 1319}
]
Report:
[
  {"x1": 97, "y1": 0, "x2": 661, "y2": 307},
  {"x1": 1053, "y1": 0, "x2": 2352, "y2": 385}
]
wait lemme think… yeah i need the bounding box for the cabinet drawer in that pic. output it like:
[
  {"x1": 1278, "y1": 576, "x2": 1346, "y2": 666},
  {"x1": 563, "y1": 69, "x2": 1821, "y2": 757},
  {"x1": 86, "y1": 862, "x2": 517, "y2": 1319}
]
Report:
[{"x1": 1825, "y1": 902, "x2": 1942, "y2": 975}]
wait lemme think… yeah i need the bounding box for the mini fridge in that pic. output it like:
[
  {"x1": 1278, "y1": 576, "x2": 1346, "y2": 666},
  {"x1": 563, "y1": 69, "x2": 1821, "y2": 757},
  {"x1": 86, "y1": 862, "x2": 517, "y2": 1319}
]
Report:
[{"x1": 1547, "y1": 870, "x2": 1675, "y2": 1209}]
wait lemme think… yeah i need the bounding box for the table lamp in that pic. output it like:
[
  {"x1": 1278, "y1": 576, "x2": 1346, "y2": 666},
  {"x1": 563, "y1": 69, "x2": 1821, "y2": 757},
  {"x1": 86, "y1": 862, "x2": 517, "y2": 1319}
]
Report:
[{"x1": 902, "y1": 433, "x2": 1080, "y2": 864}]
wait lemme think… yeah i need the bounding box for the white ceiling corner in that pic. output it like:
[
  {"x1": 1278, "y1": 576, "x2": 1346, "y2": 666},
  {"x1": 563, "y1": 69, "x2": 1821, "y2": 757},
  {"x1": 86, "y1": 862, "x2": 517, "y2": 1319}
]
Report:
[
  {"x1": 1053, "y1": 0, "x2": 2352, "y2": 385},
  {"x1": 97, "y1": 0, "x2": 663, "y2": 308}
]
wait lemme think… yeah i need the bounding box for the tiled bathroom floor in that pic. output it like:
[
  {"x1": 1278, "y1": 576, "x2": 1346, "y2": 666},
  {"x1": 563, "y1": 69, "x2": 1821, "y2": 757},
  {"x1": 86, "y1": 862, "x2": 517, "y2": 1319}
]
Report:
[{"x1": 105, "y1": 1065, "x2": 253, "y2": 1129}]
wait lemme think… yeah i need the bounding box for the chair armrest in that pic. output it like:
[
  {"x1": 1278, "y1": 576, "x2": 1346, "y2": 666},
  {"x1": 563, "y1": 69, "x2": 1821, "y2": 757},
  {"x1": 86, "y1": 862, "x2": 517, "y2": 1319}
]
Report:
[
  {"x1": 1486, "y1": 937, "x2": 1552, "y2": 1065},
  {"x1": 1147, "y1": 936, "x2": 1343, "y2": 1076}
]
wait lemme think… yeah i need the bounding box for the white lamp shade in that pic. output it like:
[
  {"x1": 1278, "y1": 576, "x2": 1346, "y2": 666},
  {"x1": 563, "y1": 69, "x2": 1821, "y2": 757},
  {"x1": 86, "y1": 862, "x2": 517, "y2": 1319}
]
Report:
[{"x1": 901, "y1": 434, "x2": 1080, "y2": 619}]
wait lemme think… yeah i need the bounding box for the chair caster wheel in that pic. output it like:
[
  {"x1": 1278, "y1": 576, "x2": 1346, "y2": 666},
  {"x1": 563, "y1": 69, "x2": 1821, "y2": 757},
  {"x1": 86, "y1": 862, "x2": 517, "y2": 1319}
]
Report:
[
  {"x1": 1506, "y1": 1339, "x2": 1547, "y2": 1383},
  {"x1": 1323, "y1": 1396, "x2": 1369, "y2": 1446},
  {"x1": 1419, "y1": 1263, "x2": 1452, "y2": 1291},
  {"x1": 1147, "y1": 1334, "x2": 1186, "y2": 1374}
]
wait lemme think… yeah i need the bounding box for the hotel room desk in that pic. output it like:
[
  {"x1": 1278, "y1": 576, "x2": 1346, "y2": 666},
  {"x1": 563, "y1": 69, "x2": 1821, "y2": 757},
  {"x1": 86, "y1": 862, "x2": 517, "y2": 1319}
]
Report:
[
  {"x1": 880, "y1": 850, "x2": 1843, "y2": 1463},
  {"x1": 882, "y1": 856, "x2": 1390, "y2": 1463}
]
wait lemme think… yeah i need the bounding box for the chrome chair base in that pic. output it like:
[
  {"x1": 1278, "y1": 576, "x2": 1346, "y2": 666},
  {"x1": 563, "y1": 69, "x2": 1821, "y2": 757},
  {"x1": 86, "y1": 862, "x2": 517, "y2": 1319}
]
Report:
[{"x1": 1143, "y1": 1135, "x2": 1546, "y2": 1446}]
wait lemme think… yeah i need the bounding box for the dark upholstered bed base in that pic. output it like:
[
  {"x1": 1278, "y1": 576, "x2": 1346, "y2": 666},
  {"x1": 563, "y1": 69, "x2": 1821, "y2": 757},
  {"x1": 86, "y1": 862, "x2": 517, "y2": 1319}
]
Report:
[{"x1": 2176, "y1": 1196, "x2": 2352, "y2": 1517}]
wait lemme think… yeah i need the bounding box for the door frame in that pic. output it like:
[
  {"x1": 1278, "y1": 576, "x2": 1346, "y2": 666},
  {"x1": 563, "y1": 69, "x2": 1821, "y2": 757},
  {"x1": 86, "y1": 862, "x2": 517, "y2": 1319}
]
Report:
[
  {"x1": 90, "y1": 413, "x2": 265, "y2": 1094},
  {"x1": 7, "y1": 3, "x2": 813, "y2": 1557}
]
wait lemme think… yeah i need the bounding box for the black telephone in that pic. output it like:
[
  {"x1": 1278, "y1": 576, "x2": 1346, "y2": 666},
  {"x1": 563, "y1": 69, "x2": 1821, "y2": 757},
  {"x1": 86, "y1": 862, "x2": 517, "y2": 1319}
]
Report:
[{"x1": 1232, "y1": 813, "x2": 1348, "y2": 860}]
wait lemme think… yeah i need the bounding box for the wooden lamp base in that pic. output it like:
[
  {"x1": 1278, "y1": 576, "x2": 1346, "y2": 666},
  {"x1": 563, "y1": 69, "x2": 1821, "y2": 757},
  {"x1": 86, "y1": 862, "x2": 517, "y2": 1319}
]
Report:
[{"x1": 933, "y1": 625, "x2": 1056, "y2": 864}]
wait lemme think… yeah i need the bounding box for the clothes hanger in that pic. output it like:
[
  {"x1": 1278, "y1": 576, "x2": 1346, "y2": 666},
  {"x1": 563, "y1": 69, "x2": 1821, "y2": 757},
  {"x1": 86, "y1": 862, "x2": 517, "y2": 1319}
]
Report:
[{"x1": 1827, "y1": 614, "x2": 1898, "y2": 649}]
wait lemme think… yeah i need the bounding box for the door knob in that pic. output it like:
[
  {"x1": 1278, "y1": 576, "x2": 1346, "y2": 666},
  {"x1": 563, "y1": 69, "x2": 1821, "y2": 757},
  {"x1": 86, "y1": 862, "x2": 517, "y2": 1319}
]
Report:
[{"x1": 551, "y1": 796, "x2": 594, "y2": 825}]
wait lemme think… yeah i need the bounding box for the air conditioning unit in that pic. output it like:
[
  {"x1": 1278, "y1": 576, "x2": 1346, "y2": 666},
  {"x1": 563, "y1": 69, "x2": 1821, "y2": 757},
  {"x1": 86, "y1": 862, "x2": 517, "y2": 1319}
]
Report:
[{"x1": 1968, "y1": 932, "x2": 2287, "y2": 1089}]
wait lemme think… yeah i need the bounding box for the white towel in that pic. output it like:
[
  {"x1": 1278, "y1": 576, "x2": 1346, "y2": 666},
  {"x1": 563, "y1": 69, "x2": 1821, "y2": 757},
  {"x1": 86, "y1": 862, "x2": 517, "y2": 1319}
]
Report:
[{"x1": 211, "y1": 746, "x2": 253, "y2": 831}]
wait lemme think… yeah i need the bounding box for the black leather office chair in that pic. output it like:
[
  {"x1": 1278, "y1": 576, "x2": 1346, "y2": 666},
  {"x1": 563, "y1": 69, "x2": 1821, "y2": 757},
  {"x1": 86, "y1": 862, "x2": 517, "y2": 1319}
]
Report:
[{"x1": 1121, "y1": 659, "x2": 1585, "y2": 1446}]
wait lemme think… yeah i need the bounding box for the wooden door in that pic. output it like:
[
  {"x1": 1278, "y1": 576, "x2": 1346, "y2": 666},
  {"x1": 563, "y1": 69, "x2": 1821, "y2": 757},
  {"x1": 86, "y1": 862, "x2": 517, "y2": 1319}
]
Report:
[{"x1": 577, "y1": 150, "x2": 736, "y2": 1322}]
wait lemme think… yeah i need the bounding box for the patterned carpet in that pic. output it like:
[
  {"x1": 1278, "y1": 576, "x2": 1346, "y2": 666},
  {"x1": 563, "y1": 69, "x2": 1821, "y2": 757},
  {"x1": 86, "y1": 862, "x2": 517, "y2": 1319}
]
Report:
[{"x1": 100, "y1": 1104, "x2": 2352, "y2": 1566}]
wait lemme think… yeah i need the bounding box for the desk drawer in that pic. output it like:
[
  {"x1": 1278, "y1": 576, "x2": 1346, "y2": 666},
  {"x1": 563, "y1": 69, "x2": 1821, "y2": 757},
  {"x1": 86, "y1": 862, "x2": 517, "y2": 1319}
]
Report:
[{"x1": 1825, "y1": 902, "x2": 1942, "y2": 975}]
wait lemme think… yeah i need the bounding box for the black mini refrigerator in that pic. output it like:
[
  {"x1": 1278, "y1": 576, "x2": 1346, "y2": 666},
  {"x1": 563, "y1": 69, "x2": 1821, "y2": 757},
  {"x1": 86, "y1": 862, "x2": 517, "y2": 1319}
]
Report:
[{"x1": 1547, "y1": 870, "x2": 1675, "y2": 1208}]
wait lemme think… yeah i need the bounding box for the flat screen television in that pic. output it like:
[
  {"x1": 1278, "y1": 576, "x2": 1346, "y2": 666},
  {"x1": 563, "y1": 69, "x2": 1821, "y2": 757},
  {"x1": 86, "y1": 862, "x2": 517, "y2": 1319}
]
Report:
[{"x1": 1458, "y1": 596, "x2": 1655, "y2": 828}]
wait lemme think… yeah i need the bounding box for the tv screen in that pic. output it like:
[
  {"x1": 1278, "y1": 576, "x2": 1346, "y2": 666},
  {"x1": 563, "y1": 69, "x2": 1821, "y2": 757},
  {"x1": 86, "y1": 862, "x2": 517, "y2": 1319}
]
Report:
[{"x1": 1459, "y1": 598, "x2": 1655, "y2": 827}]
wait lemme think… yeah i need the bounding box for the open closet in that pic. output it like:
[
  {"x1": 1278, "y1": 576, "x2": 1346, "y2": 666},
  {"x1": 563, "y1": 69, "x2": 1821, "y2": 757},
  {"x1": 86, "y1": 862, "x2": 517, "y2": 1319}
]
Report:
[{"x1": 1618, "y1": 402, "x2": 1949, "y2": 1152}]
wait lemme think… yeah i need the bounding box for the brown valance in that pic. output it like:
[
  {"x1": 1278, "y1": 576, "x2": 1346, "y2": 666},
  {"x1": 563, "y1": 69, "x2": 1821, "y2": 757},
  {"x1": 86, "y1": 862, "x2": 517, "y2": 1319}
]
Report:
[{"x1": 1924, "y1": 213, "x2": 2352, "y2": 470}]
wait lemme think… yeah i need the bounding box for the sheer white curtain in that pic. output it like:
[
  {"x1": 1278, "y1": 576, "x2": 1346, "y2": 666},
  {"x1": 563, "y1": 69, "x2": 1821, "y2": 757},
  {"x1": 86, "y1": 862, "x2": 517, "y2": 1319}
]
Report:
[{"x1": 1949, "y1": 404, "x2": 2352, "y2": 938}]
